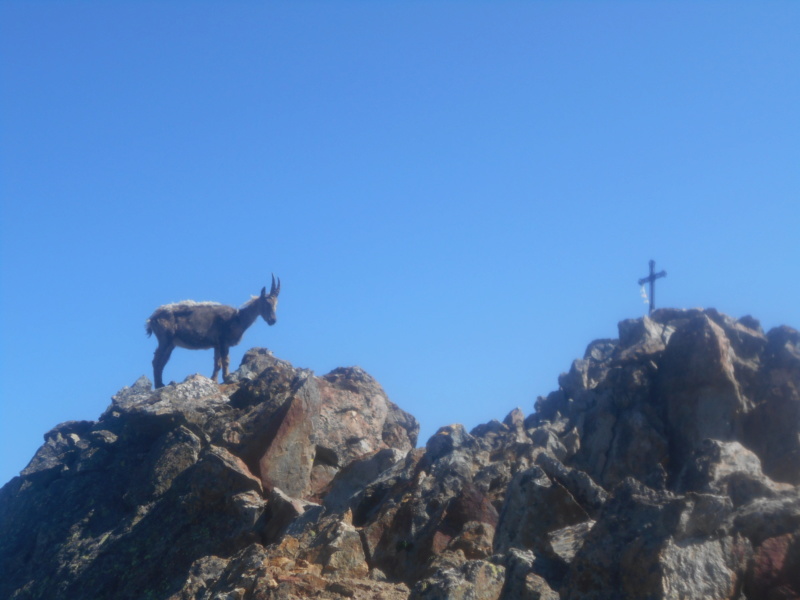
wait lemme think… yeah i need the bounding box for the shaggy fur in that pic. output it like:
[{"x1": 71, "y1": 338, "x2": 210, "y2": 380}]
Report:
[{"x1": 146, "y1": 276, "x2": 280, "y2": 388}]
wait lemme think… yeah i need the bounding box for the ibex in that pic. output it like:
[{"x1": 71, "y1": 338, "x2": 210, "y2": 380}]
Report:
[{"x1": 146, "y1": 276, "x2": 281, "y2": 388}]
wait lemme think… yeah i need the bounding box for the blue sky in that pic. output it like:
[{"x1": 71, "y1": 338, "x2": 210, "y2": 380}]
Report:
[{"x1": 1, "y1": 2, "x2": 798, "y2": 486}]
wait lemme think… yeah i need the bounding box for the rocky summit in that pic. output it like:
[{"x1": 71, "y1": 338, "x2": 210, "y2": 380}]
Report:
[{"x1": 1, "y1": 309, "x2": 799, "y2": 600}]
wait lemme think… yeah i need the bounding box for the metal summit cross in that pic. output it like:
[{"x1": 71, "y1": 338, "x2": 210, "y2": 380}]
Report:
[{"x1": 638, "y1": 260, "x2": 667, "y2": 315}]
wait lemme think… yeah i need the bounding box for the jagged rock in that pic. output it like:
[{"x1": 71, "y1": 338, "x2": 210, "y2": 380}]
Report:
[
  {"x1": 318, "y1": 367, "x2": 418, "y2": 456},
  {"x1": 564, "y1": 479, "x2": 751, "y2": 600},
  {"x1": 427, "y1": 424, "x2": 473, "y2": 461},
  {"x1": 106, "y1": 374, "x2": 230, "y2": 436},
  {"x1": 122, "y1": 425, "x2": 204, "y2": 507},
  {"x1": 545, "y1": 520, "x2": 595, "y2": 566},
  {"x1": 533, "y1": 310, "x2": 800, "y2": 501},
  {"x1": 168, "y1": 554, "x2": 231, "y2": 600},
  {"x1": 323, "y1": 447, "x2": 407, "y2": 513},
  {"x1": 494, "y1": 466, "x2": 590, "y2": 555},
  {"x1": 535, "y1": 453, "x2": 608, "y2": 517},
  {"x1": 299, "y1": 516, "x2": 370, "y2": 579},
  {"x1": 677, "y1": 439, "x2": 791, "y2": 507},
  {"x1": 659, "y1": 314, "x2": 752, "y2": 472},
  {"x1": 409, "y1": 554, "x2": 506, "y2": 600},
  {"x1": 447, "y1": 521, "x2": 495, "y2": 560},
  {"x1": 547, "y1": 329, "x2": 671, "y2": 490},
  {"x1": 348, "y1": 424, "x2": 517, "y2": 585},
  {"x1": 225, "y1": 351, "x2": 418, "y2": 499},
  {"x1": 734, "y1": 494, "x2": 800, "y2": 546},
  {"x1": 498, "y1": 549, "x2": 560, "y2": 600},
  {"x1": 657, "y1": 536, "x2": 750, "y2": 600},
  {"x1": 529, "y1": 426, "x2": 569, "y2": 461},
  {"x1": 744, "y1": 532, "x2": 800, "y2": 600},
  {"x1": 743, "y1": 325, "x2": 800, "y2": 484},
  {"x1": 225, "y1": 347, "x2": 286, "y2": 384},
  {"x1": 2, "y1": 310, "x2": 799, "y2": 600},
  {"x1": 503, "y1": 407, "x2": 525, "y2": 431},
  {"x1": 0, "y1": 353, "x2": 417, "y2": 600},
  {"x1": 262, "y1": 487, "x2": 313, "y2": 542},
  {"x1": 173, "y1": 529, "x2": 410, "y2": 599},
  {"x1": 617, "y1": 314, "x2": 674, "y2": 360},
  {"x1": 311, "y1": 366, "x2": 418, "y2": 496},
  {"x1": 522, "y1": 574, "x2": 561, "y2": 600},
  {"x1": 254, "y1": 376, "x2": 319, "y2": 497},
  {"x1": 20, "y1": 420, "x2": 95, "y2": 481}
]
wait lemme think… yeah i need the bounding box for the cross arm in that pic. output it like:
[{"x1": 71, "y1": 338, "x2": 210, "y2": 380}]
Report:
[{"x1": 638, "y1": 270, "x2": 667, "y2": 285}]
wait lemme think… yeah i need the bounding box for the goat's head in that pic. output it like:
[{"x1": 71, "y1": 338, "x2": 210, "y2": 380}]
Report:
[{"x1": 259, "y1": 274, "x2": 281, "y2": 325}]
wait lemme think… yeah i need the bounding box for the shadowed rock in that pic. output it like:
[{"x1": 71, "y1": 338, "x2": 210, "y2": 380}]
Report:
[{"x1": 2, "y1": 308, "x2": 799, "y2": 600}]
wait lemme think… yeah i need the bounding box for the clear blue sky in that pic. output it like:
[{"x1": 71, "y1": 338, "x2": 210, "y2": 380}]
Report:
[{"x1": 1, "y1": 2, "x2": 798, "y2": 486}]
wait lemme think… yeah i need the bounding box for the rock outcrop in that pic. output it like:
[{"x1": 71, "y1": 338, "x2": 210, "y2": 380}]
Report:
[{"x1": 1, "y1": 309, "x2": 798, "y2": 600}]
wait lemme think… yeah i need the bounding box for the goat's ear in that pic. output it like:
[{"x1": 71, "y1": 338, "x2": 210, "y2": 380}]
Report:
[{"x1": 260, "y1": 287, "x2": 267, "y2": 298}]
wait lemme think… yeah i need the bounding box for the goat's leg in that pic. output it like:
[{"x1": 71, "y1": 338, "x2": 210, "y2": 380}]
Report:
[
  {"x1": 153, "y1": 343, "x2": 174, "y2": 389},
  {"x1": 221, "y1": 346, "x2": 231, "y2": 382},
  {"x1": 212, "y1": 347, "x2": 222, "y2": 382}
]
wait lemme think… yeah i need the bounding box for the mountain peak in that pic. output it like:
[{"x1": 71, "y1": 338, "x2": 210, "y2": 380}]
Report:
[{"x1": 2, "y1": 309, "x2": 798, "y2": 599}]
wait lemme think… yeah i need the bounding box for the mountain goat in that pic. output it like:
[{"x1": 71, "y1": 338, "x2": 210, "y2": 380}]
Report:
[{"x1": 146, "y1": 276, "x2": 280, "y2": 388}]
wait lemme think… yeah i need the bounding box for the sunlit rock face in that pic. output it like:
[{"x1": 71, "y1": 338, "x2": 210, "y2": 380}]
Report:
[{"x1": 1, "y1": 310, "x2": 798, "y2": 600}]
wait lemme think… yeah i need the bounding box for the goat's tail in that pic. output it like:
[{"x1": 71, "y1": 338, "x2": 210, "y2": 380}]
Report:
[{"x1": 145, "y1": 320, "x2": 153, "y2": 337}]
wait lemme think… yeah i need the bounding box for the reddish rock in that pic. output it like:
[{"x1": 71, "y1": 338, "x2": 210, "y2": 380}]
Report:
[
  {"x1": 659, "y1": 314, "x2": 750, "y2": 472},
  {"x1": 228, "y1": 353, "x2": 418, "y2": 500},
  {"x1": 746, "y1": 533, "x2": 800, "y2": 600},
  {"x1": 565, "y1": 480, "x2": 751, "y2": 600},
  {"x1": 256, "y1": 382, "x2": 318, "y2": 497},
  {"x1": 744, "y1": 326, "x2": 800, "y2": 484},
  {"x1": 3, "y1": 309, "x2": 800, "y2": 600}
]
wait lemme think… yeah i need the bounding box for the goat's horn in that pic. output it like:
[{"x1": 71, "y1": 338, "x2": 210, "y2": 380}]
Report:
[{"x1": 271, "y1": 274, "x2": 280, "y2": 296}]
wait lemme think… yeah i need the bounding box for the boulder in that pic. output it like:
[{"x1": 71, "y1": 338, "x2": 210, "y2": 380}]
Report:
[
  {"x1": 659, "y1": 314, "x2": 750, "y2": 473},
  {"x1": 495, "y1": 466, "x2": 590, "y2": 555},
  {"x1": 744, "y1": 532, "x2": 800, "y2": 600},
  {"x1": 743, "y1": 325, "x2": 800, "y2": 484},
  {"x1": 409, "y1": 555, "x2": 506, "y2": 600},
  {"x1": 3, "y1": 309, "x2": 800, "y2": 600},
  {"x1": 677, "y1": 439, "x2": 791, "y2": 507},
  {"x1": 564, "y1": 479, "x2": 750, "y2": 600},
  {"x1": 226, "y1": 352, "x2": 418, "y2": 499}
]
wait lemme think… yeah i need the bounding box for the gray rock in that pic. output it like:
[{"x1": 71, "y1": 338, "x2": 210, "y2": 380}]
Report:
[
  {"x1": 564, "y1": 478, "x2": 750, "y2": 600},
  {"x1": 427, "y1": 424, "x2": 473, "y2": 462},
  {"x1": 3, "y1": 309, "x2": 800, "y2": 600},
  {"x1": 545, "y1": 520, "x2": 595, "y2": 565},
  {"x1": 535, "y1": 453, "x2": 608, "y2": 517},
  {"x1": 262, "y1": 487, "x2": 316, "y2": 543},
  {"x1": 676, "y1": 439, "x2": 790, "y2": 507},
  {"x1": 495, "y1": 466, "x2": 590, "y2": 554},
  {"x1": 496, "y1": 547, "x2": 562, "y2": 599},
  {"x1": 323, "y1": 447, "x2": 407, "y2": 514},
  {"x1": 659, "y1": 314, "x2": 750, "y2": 472},
  {"x1": 410, "y1": 556, "x2": 506, "y2": 600}
]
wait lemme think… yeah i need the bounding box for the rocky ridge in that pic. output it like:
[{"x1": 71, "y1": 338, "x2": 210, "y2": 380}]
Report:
[{"x1": 1, "y1": 308, "x2": 799, "y2": 599}]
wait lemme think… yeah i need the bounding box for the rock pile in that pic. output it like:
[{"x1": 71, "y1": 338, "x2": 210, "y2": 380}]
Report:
[{"x1": 1, "y1": 309, "x2": 798, "y2": 599}]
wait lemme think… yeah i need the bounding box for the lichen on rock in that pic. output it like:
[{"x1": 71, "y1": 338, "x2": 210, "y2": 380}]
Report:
[{"x1": 2, "y1": 309, "x2": 799, "y2": 599}]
